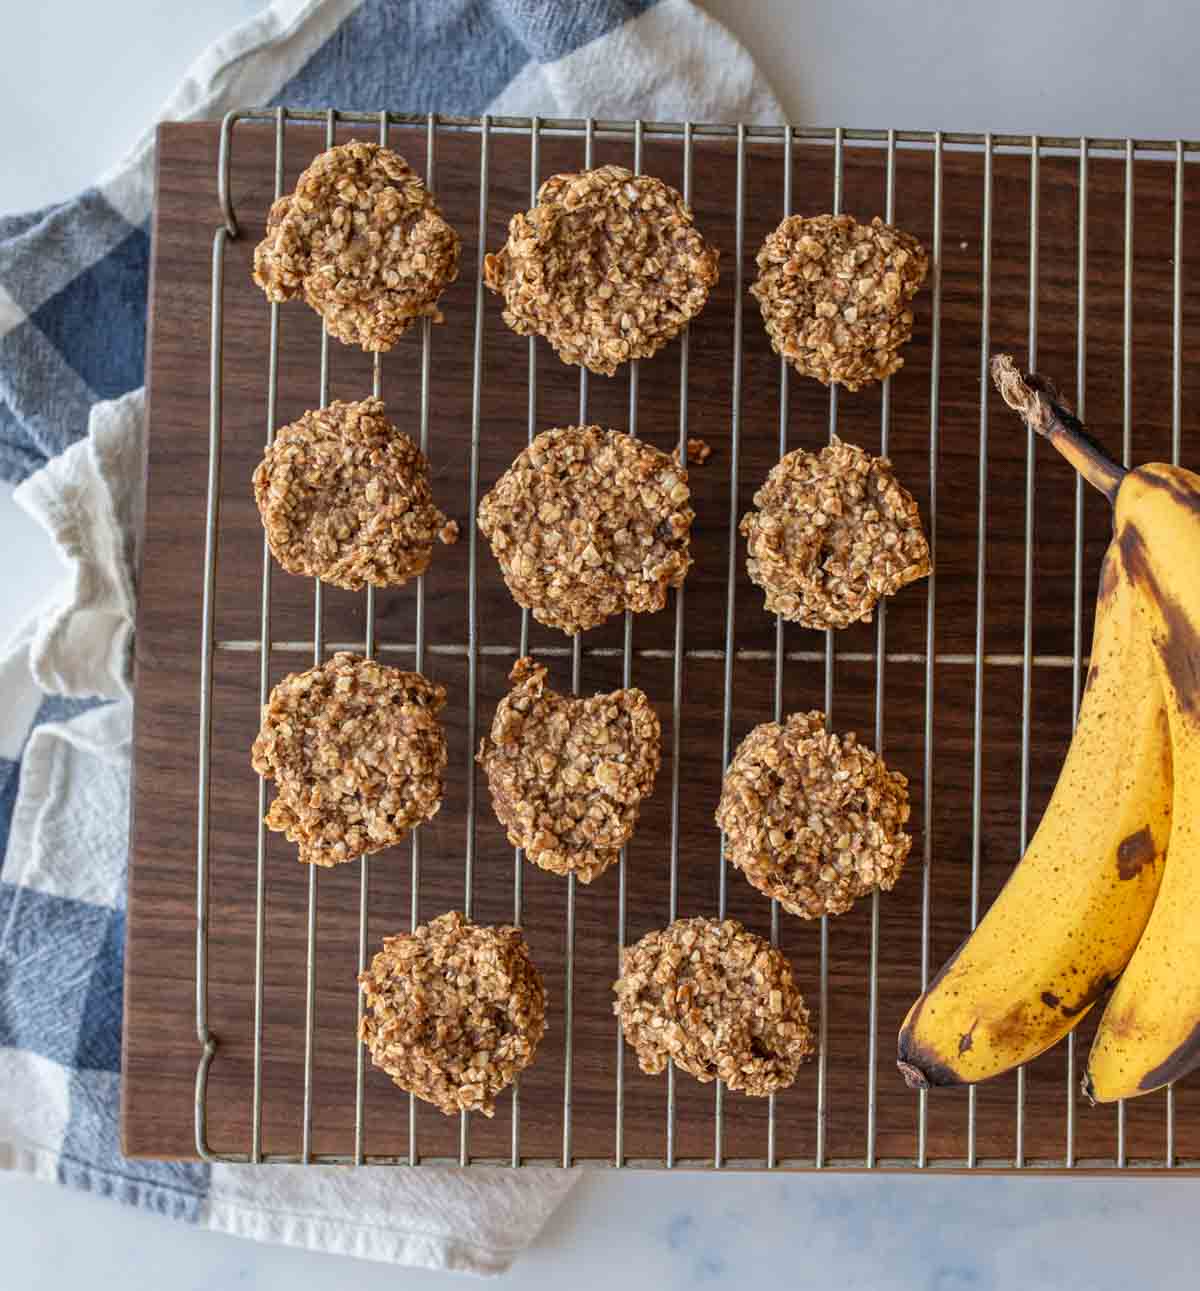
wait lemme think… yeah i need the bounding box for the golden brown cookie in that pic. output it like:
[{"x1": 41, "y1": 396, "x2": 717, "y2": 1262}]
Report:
[
  {"x1": 484, "y1": 165, "x2": 718, "y2": 376},
  {"x1": 715, "y1": 711, "x2": 912, "y2": 918},
  {"x1": 613, "y1": 917, "x2": 814, "y2": 1096},
  {"x1": 751, "y1": 213, "x2": 927, "y2": 390},
  {"x1": 252, "y1": 141, "x2": 460, "y2": 351},
  {"x1": 477, "y1": 425, "x2": 693, "y2": 635},
  {"x1": 478, "y1": 657, "x2": 661, "y2": 883},
  {"x1": 740, "y1": 437, "x2": 929, "y2": 630},
  {"x1": 359, "y1": 912, "x2": 545, "y2": 1117},
  {"x1": 251, "y1": 653, "x2": 447, "y2": 866},
  {"x1": 253, "y1": 397, "x2": 450, "y2": 590}
]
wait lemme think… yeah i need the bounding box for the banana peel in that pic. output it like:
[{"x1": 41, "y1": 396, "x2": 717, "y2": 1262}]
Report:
[
  {"x1": 897, "y1": 464, "x2": 1170, "y2": 1087},
  {"x1": 900, "y1": 355, "x2": 1200, "y2": 1099}
]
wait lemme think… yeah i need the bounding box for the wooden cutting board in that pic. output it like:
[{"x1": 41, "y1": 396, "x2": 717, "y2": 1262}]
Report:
[{"x1": 123, "y1": 117, "x2": 1200, "y2": 1168}]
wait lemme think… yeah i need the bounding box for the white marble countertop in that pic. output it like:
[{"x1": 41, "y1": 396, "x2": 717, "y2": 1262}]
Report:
[{"x1": 2, "y1": 1, "x2": 1198, "y2": 1286}]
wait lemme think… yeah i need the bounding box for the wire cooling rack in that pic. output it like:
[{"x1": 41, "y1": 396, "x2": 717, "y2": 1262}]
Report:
[{"x1": 196, "y1": 109, "x2": 1199, "y2": 1170}]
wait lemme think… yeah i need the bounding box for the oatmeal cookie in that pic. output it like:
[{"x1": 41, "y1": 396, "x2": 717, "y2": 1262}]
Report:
[
  {"x1": 740, "y1": 437, "x2": 929, "y2": 629},
  {"x1": 484, "y1": 165, "x2": 718, "y2": 376},
  {"x1": 359, "y1": 911, "x2": 545, "y2": 1117},
  {"x1": 715, "y1": 711, "x2": 912, "y2": 918},
  {"x1": 252, "y1": 141, "x2": 460, "y2": 351},
  {"x1": 614, "y1": 917, "x2": 814, "y2": 1096},
  {"x1": 478, "y1": 657, "x2": 661, "y2": 883},
  {"x1": 751, "y1": 213, "x2": 928, "y2": 390},
  {"x1": 477, "y1": 424, "x2": 693, "y2": 634},
  {"x1": 251, "y1": 653, "x2": 447, "y2": 866},
  {"x1": 253, "y1": 397, "x2": 450, "y2": 589}
]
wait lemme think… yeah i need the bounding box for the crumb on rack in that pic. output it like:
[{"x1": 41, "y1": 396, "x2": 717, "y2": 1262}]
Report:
[{"x1": 673, "y1": 436, "x2": 712, "y2": 467}]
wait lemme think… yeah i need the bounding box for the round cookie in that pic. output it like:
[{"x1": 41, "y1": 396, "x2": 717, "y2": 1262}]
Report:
[
  {"x1": 484, "y1": 165, "x2": 719, "y2": 376},
  {"x1": 715, "y1": 710, "x2": 911, "y2": 918},
  {"x1": 477, "y1": 424, "x2": 693, "y2": 634},
  {"x1": 252, "y1": 141, "x2": 460, "y2": 351},
  {"x1": 254, "y1": 397, "x2": 450, "y2": 590},
  {"x1": 740, "y1": 437, "x2": 930, "y2": 630},
  {"x1": 751, "y1": 213, "x2": 928, "y2": 390},
  {"x1": 478, "y1": 657, "x2": 661, "y2": 883},
  {"x1": 613, "y1": 917, "x2": 814, "y2": 1096},
  {"x1": 359, "y1": 911, "x2": 545, "y2": 1117},
  {"x1": 251, "y1": 653, "x2": 447, "y2": 866}
]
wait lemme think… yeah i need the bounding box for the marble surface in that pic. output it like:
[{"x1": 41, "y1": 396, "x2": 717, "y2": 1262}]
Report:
[{"x1": 2, "y1": 1, "x2": 1199, "y2": 1286}]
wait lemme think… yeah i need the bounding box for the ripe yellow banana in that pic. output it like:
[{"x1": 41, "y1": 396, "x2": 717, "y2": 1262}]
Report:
[
  {"x1": 1084, "y1": 462, "x2": 1200, "y2": 1101},
  {"x1": 988, "y1": 355, "x2": 1200, "y2": 1103},
  {"x1": 897, "y1": 535, "x2": 1171, "y2": 1088}
]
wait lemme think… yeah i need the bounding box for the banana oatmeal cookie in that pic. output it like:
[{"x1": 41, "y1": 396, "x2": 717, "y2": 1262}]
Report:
[
  {"x1": 715, "y1": 711, "x2": 912, "y2": 918},
  {"x1": 252, "y1": 141, "x2": 460, "y2": 351},
  {"x1": 740, "y1": 438, "x2": 929, "y2": 630},
  {"x1": 614, "y1": 917, "x2": 814, "y2": 1096},
  {"x1": 478, "y1": 657, "x2": 661, "y2": 883},
  {"x1": 751, "y1": 213, "x2": 928, "y2": 390},
  {"x1": 484, "y1": 165, "x2": 718, "y2": 376},
  {"x1": 478, "y1": 424, "x2": 693, "y2": 634},
  {"x1": 359, "y1": 911, "x2": 545, "y2": 1117},
  {"x1": 253, "y1": 397, "x2": 451, "y2": 589},
  {"x1": 252, "y1": 653, "x2": 447, "y2": 866}
]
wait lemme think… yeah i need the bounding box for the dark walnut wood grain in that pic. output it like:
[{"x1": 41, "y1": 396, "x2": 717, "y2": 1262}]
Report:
[{"x1": 124, "y1": 119, "x2": 1200, "y2": 1169}]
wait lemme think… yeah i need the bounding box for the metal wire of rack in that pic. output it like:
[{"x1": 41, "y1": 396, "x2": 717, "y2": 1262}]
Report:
[{"x1": 196, "y1": 109, "x2": 1199, "y2": 1170}]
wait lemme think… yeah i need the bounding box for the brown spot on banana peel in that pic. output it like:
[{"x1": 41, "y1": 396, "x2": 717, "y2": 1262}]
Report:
[
  {"x1": 1097, "y1": 547, "x2": 1122, "y2": 605},
  {"x1": 1041, "y1": 991, "x2": 1061, "y2": 1009},
  {"x1": 958, "y1": 1019, "x2": 979, "y2": 1055},
  {"x1": 1116, "y1": 825, "x2": 1157, "y2": 880},
  {"x1": 989, "y1": 1000, "x2": 1032, "y2": 1050},
  {"x1": 1060, "y1": 972, "x2": 1113, "y2": 1019},
  {"x1": 1138, "y1": 1018, "x2": 1200, "y2": 1092},
  {"x1": 1118, "y1": 521, "x2": 1200, "y2": 724}
]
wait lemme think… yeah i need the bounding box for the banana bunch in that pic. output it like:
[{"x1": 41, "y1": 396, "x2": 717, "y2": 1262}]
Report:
[{"x1": 898, "y1": 354, "x2": 1200, "y2": 1103}]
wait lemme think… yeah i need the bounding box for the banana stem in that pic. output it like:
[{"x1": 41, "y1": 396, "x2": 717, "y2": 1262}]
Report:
[{"x1": 991, "y1": 354, "x2": 1127, "y2": 505}]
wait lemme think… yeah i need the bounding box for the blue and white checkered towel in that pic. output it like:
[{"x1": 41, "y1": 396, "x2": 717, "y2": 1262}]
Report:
[{"x1": 0, "y1": 0, "x2": 781, "y2": 1274}]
